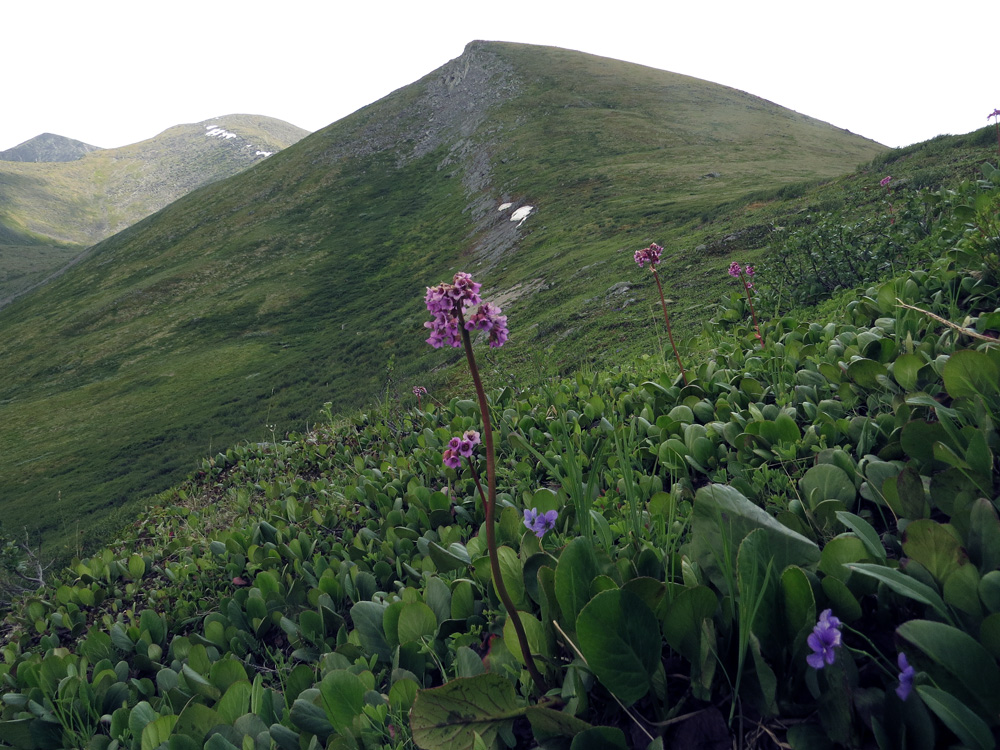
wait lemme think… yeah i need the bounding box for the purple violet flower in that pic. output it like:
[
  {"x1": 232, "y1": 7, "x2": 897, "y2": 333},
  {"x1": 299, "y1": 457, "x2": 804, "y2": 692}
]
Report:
[
  {"x1": 728, "y1": 261, "x2": 742, "y2": 278},
  {"x1": 413, "y1": 386, "x2": 427, "y2": 396},
  {"x1": 442, "y1": 449, "x2": 462, "y2": 469},
  {"x1": 896, "y1": 652, "x2": 915, "y2": 701},
  {"x1": 806, "y1": 609, "x2": 843, "y2": 669},
  {"x1": 880, "y1": 175, "x2": 893, "y2": 187},
  {"x1": 989, "y1": 109, "x2": 1000, "y2": 121},
  {"x1": 523, "y1": 508, "x2": 558, "y2": 539}
]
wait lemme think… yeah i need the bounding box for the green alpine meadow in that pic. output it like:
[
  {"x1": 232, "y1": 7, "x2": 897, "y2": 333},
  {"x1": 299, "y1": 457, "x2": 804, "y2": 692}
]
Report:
[{"x1": 1, "y1": 40, "x2": 999, "y2": 749}]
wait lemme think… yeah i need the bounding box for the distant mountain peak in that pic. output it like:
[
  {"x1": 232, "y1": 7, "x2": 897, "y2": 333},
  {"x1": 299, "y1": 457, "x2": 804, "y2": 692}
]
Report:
[{"x1": 0, "y1": 132, "x2": 103, "y2": 162}]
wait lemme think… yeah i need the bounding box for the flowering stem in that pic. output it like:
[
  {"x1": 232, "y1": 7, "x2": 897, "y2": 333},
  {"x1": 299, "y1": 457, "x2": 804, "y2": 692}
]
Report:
[
  {"x1": 739, "y1": 271, "x2": 764, "y2": 348},
  {"x1": 459, "y1": 314, "x2": 547, "y2": 694},
  {"x1": 650, "y1": 267, "x2": 688, "y2": 385}
]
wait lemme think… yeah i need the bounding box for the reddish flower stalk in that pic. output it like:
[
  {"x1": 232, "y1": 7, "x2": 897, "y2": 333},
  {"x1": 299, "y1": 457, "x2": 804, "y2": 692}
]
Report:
[
  {"x1": 412, "y1": 385, "x2": 427, "y2": 409},
  {"x1": 458, "y1": 313, "x2": 547, "y2": 693},
  {"x1": 880, "y1": 175, "x2": 895, "y2": 224},
  {"x1": 990, "y1": 109, "x2": 1000, "y2": 157},
  {"x1": 635, "y1": 244, "x2": 687, "y2": 385},
  {"x1": 423, "y1": 272, "x2": 545, "y2": 692},
  {"x1": 728, "y1": 262, "x2": 764, "y2": 348}
]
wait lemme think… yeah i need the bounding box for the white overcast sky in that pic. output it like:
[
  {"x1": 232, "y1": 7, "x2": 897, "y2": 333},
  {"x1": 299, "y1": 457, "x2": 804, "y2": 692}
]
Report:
[{"x1": 1, "y1": 0, "x2": 997, "y2": 153}]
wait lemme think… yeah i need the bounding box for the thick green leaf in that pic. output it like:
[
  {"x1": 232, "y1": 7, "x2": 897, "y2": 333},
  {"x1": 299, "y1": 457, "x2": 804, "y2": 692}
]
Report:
[
  {"x1": 780, "y1": 565, "x2": 815, "y2": 645},
  {"x1": 942, "y1": 349, "x2": 1000, "y2": 400},
  {"x1": 0, "y1": 719, "x2": 37, "y2": 750},
  {"x1": 140, "y1": 715, "x2": 178, "y2": 750},
  {"x1": 942, "y1": 564, "x2": 981, "y2": 617},
  {"x1": 502, "y1": 611, "x2": 551, "y2": 668},
  {"x1": 319, "y1": 670, "x2": 365, "y2": 735},
  {"x1": 967, "y1": 498, "x2": 1000, "y2": 572},
  {"x1": 128, "y1": 701, "x2": 159, "y2": 741},
  {"x1": 409, "y1": 674, "x2": 525, "y2": 750},
  {"x1": 555, "y1": 538, "x2": 600, "y2": 630},
  {"x1": 397, "y1": 602, "x2": 438, "y2": 644},
  {"x1": 689, "y1": 484, "x2": 820, "y2": 592},
  {"x1": 896, "y1": 467, "x2": 929, "y2": 519},
  {"x1": 898, "y1": 619, "x2": 1000, "y2": 716},
  {"x1": 523, "y1": 706, "x2": 592, "y2": 741},
  {"x1": 846, "y1": 358, "x2": 887, "y2": 389},
  {"x1": 216, "y1": 681, "x2": 252, "y2": 725},
  {"x1": 496, "y1": 546, "x2": 526, "y2": 608},
  {"x1": 576, "y1": 589, "x2": 660, "y2": 706},
  {"x1": 834, "y1": 511, "x2": 886, "y2": 563},
  {"x1": 915, "y1": 686, "x2": 994, "y2": 750},
  {"x1": 661, "y1": 586, "x2": 717, "y2": 663},
  {"x1": 847, "y1": 564, "x2": 951, "y2": 623},
  {"x1": 349, "y1": 601, "x2": 391, "y2": 662},
  {"x1": 902, "y1": 520, "x2": 967, "y2": 584},
  {"x1": 289, "y1": 696, "x2": 333, "y2": 739},
  {"x1": 799, "y1": 464, "x2": 856, "y2": 512},
  {"x1": 173, "y1": 704, "x2": 221, "y2": 746},
  {"x1": 892, "y1": 352, "x2": 924, "y2": 391},
  {"x1": 569, "y1": 726, "x2": 628, "y2": 749},
  {"x1": 428, "y1": 541, "x2": 471, "y2": 573}
]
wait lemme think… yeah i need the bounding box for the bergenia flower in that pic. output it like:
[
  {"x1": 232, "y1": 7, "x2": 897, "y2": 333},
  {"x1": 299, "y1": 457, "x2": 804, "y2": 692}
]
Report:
[
  {"x1": 464, "y1": 303, "x2": 509, "y2": 348},
  {"x1": 728, "y1": 261, "x2": 742, "y2": 278},
  {"x1": 806, "y1": 609, "x2": 843, "y2": 669},
  {"x1": 634, "y1": 243, "x2": 663, "y2": 268},
  {"x1": 880, "y1": 175, "x2": 893, "y2": 187},
  {"x1": 896, "y1": 652, "x2": 915, "y2": 701},
  {"x1": 523, "y1": 508, "x2": 558, "y2": 539},
  {"x1": 413, "y1": 386, "x2": 427, "y2": 396},
  {"x1": 443, "y1": 431, "x2": 481, "y2": 467},
  {"x1": 425, "y1": 272, "x2": 508, "y2": 349},
  {"x1": 988, "y1": 109, "x2": 1000, "y2": 121}
]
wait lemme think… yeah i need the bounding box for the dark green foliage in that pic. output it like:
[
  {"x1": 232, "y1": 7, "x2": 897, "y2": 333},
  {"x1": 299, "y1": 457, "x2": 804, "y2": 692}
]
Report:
[{"x1": 2, "y1": 163, "x2": 999, "y2": 749}]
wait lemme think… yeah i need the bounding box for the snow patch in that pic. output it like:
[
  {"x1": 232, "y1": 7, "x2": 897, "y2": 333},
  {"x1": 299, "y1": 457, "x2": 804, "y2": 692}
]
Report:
[
  {"x1": 498, "y1": 202, "x2": 513, "y2": 211},
  {"x1": 510, "y1": 205, "x2": 533, "y2": 226},
  {"x1": 205, "y1": 126, "x2": 238, "y2": 140},
  {"x1": 255, "y1": 150, "x2": 274, "y2": 157}
]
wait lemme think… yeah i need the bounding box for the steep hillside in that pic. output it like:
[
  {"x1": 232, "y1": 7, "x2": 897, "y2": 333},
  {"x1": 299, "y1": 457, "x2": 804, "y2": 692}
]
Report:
[
  {"x1": 0, "y1": 41, "x2": 890, "y2": 551},
  {"x1": 0, "y1": 133, "x2": 102, "y2": 162},
  {"x1": 0, "y1": 115, "x2": 309, "y2": 254}
]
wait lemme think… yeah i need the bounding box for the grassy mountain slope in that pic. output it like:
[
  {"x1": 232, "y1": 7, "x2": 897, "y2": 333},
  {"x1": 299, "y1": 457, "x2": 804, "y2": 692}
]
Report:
[
  {"x1": 0, "y1": 115, "x2": 309, "y2": 297},
  {"x1": 0, "y1": 41, "x2": 889, "y2": 552}
]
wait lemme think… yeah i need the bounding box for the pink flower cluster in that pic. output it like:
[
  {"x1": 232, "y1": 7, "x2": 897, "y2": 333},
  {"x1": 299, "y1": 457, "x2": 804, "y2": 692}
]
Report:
[
  {"x1": 442, "y1": 430, "x2": 481, "y2": 469},
  {"x1": 880, "y1": 175, "x2": 892, "y2": 187},
  {"x1": 634, "y1": 243, "x2": 663, "y2": 269},
  {"x1": 412, "y1": 385, "x2": 428, "y2": 396},
  {"x1": 989, "y1": 109, "x2": 1000, "y2": 121},
  {"x1": 728, "y1": 261, "x2": 755, "y2": 288},
  {"x1": 424, "y1": 272, "x2": 509, "y2": 349}
]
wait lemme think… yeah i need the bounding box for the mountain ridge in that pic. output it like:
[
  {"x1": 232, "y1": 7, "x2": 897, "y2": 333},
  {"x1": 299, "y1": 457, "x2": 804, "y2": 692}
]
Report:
[
  {"x1": 0, "y1": 40, "x2": 890, "y2": 550},
  {"x1": 0, "y1": 114, "x2": 309, "y2": 250},
  {"x1": 0, "y1": 132, "x2": 103, "y2": 162}
]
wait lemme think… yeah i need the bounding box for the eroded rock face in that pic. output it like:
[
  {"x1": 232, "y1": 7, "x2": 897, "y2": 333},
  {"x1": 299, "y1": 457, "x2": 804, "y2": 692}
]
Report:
[{"x1": 314, "y1": 42, "x2": 530, "y2": 272}]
